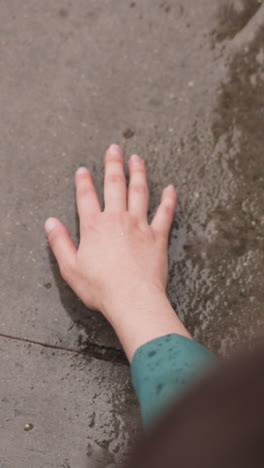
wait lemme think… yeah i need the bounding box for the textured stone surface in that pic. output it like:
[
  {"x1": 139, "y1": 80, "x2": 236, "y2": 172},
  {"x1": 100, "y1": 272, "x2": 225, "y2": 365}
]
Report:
[{"x1": 0, "y1": 338, "x2": 139, "y2": 467}]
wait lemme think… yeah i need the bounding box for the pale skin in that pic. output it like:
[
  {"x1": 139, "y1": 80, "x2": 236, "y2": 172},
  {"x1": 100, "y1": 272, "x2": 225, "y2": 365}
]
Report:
[{"x1": 44, "y1": 144, "x2": 192, "y2": 363}]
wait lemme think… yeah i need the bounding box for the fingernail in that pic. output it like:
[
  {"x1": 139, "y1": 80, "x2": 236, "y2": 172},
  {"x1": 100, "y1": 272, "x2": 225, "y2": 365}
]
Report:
[
  {"x1": 45, "y1": 218, "x2": 57, "y2": 234},
  {"x1": 76, "y1": 166, "x2": 89, "y2": 175},
  {"x1": 108, "y1": 144, "x2": 120, "y2": 154},
  {"x1": 130, "y1": 154, "x2": 142, "y2": 164},
  {"x1": 166, "y1": 184, "x2": 176, "y2": 191}
]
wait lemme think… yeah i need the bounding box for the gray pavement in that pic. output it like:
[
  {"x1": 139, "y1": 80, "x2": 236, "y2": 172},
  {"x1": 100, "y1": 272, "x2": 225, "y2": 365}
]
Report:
[{"x1": 1, "y1": 0, "x2": 264, "y2": 466}]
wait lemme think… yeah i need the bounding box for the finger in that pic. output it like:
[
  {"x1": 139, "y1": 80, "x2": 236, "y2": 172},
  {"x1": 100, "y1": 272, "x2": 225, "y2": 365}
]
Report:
[
  {"x1": 151, "y1": 185, "x2": 177, "y2": 241},
  {"x1": 44, "y1": 217, "x2": 77, "y2": 281},
  {"x1": 128, "y1": 154, "x2": 149, "y2": 219},
  {"x1": 75, "y1": 167, "x2": 101, "y2": 231},
  {"x1": 104, "y1": 144, "x2": 127, "y2": 212}
]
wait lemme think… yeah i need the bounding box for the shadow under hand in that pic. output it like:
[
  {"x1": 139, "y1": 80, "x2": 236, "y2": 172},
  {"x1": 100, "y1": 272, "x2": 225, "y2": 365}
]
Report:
[{"x1": 46, "y1": 207, "x2": 128, "y2": 365}]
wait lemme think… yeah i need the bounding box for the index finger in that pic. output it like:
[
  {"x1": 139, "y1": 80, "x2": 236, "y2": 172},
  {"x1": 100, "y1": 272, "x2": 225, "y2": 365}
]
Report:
[{"x1": 75, "y1": 166, "x2": 101, "y2": 231}]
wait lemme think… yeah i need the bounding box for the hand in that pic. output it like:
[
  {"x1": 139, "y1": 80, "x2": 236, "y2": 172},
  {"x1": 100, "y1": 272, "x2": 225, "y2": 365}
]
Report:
[
  {"x1": 44, "y1": 144, "x2": 177, "y2": 323},
  {"x1": 45, "y1": 144, "x2": 192, "y2": 361}
]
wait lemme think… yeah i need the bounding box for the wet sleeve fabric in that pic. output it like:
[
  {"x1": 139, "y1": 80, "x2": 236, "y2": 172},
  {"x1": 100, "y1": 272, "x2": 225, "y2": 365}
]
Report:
[{"x1": 131, "y1": 333, "x2": 216, "y2": 430}]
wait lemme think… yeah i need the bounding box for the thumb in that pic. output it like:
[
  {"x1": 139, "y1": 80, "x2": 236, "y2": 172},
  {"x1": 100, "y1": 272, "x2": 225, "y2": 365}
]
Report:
[{"x1": 44, "y1": 217, "x2": 77, "y2": 281}]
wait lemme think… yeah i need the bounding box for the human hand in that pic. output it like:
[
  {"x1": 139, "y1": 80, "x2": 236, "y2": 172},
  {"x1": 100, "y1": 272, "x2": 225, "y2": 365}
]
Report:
[{"x1": 44, "y1": 144, "x2": 177, "y2": 325}]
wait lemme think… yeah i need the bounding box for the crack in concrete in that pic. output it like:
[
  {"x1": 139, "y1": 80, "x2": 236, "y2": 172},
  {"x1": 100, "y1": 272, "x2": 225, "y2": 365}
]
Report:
[{"x1": 0, "y1": 332, "x2": 128, "y2": 365}]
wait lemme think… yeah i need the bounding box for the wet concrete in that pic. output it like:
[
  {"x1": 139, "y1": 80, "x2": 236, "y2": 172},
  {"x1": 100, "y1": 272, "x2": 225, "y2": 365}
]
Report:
[
  {"x1": 0, "y1": 0, "x2": 264, "y2": 466},
  {"x1": 212, "y1": 0, "x2": 262, "y2": 43}
]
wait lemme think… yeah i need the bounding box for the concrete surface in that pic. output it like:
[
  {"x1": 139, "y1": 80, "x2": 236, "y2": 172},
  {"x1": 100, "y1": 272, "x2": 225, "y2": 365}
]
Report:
[{"x1": 0, "y1": 0, "x2": 264, "y2": 466}]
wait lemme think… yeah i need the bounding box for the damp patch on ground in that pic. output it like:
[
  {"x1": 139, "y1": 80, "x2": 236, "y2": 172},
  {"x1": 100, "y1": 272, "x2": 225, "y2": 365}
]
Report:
[
  {"x1": 206, "y1": 23, "x2": 264, "y2": 354},
  {"x1": 212, "y1": 0, "x2": 262, "y2": 43}
]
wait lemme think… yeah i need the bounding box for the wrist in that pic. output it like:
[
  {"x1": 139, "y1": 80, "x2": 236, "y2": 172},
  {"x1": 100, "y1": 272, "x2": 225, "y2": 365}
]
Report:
[
  {"x1": 101, "y1": 282, "x2": 192, "y2": 362},
  {"x1": 101, "y1": 281, "x2": 166, "y2": 324}
]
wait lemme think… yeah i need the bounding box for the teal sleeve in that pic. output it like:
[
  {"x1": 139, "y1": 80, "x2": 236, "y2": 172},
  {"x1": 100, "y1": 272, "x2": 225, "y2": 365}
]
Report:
[{"x1": 131, "y1": 333, "x2": 216, "y2": 430}]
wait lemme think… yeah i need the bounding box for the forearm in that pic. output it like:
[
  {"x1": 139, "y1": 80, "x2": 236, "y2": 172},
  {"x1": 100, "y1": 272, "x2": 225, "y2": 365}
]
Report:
[
  {"x1": 101, "y1": 283, "x2": 215, "y2": 429},
  {"x1": 101, "y1": 283, "x2": 192, "y2": 363}
]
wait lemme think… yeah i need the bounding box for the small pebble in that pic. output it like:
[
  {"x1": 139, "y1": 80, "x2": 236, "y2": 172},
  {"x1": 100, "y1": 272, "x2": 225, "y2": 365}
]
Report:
[
  {"x1": 123, "y1": 128, "x2": 135, "y2": 139},
  {"x1": 24, "y1": 423, "x2": 34, "y2": 431}
]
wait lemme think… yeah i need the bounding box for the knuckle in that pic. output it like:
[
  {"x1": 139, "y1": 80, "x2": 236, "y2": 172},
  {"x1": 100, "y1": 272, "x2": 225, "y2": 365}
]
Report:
[
  {"x1": 131, "y1": 164, "x2": 145, "y2": 173},
  {"x1": 163, "y1": 200, "x2": 174, "y2": 215},
  {"x1": 138, "y1": 218, "x2": 149, "y2": 232},
  {"x1": 77, "y1": 181, "x2": 95, "y2": 197},
  {"x1": 130, "y1": 183, "x2": 147, "y2": 195},
  {"x1": 106, "y1": 173, "x2": 125, "y2": 184},
  {"x1": 76, "y1": 169, "x2": 91, "y2": 177},
  {"x1": 60, "y1": 261, "x2": 73, "y2": 281},
  {"x1": 109, "y1": 211, "x2": 126, "y2": 226},
  {"x1": 47, "y1": 228, "x2": 59, "y2": 246},
  {"x1": 106, "y1": 154, "x2": 122, "y2": 163},
  {"x1": 75, "y1": 170, "x2": 91, "y2": 184}
]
